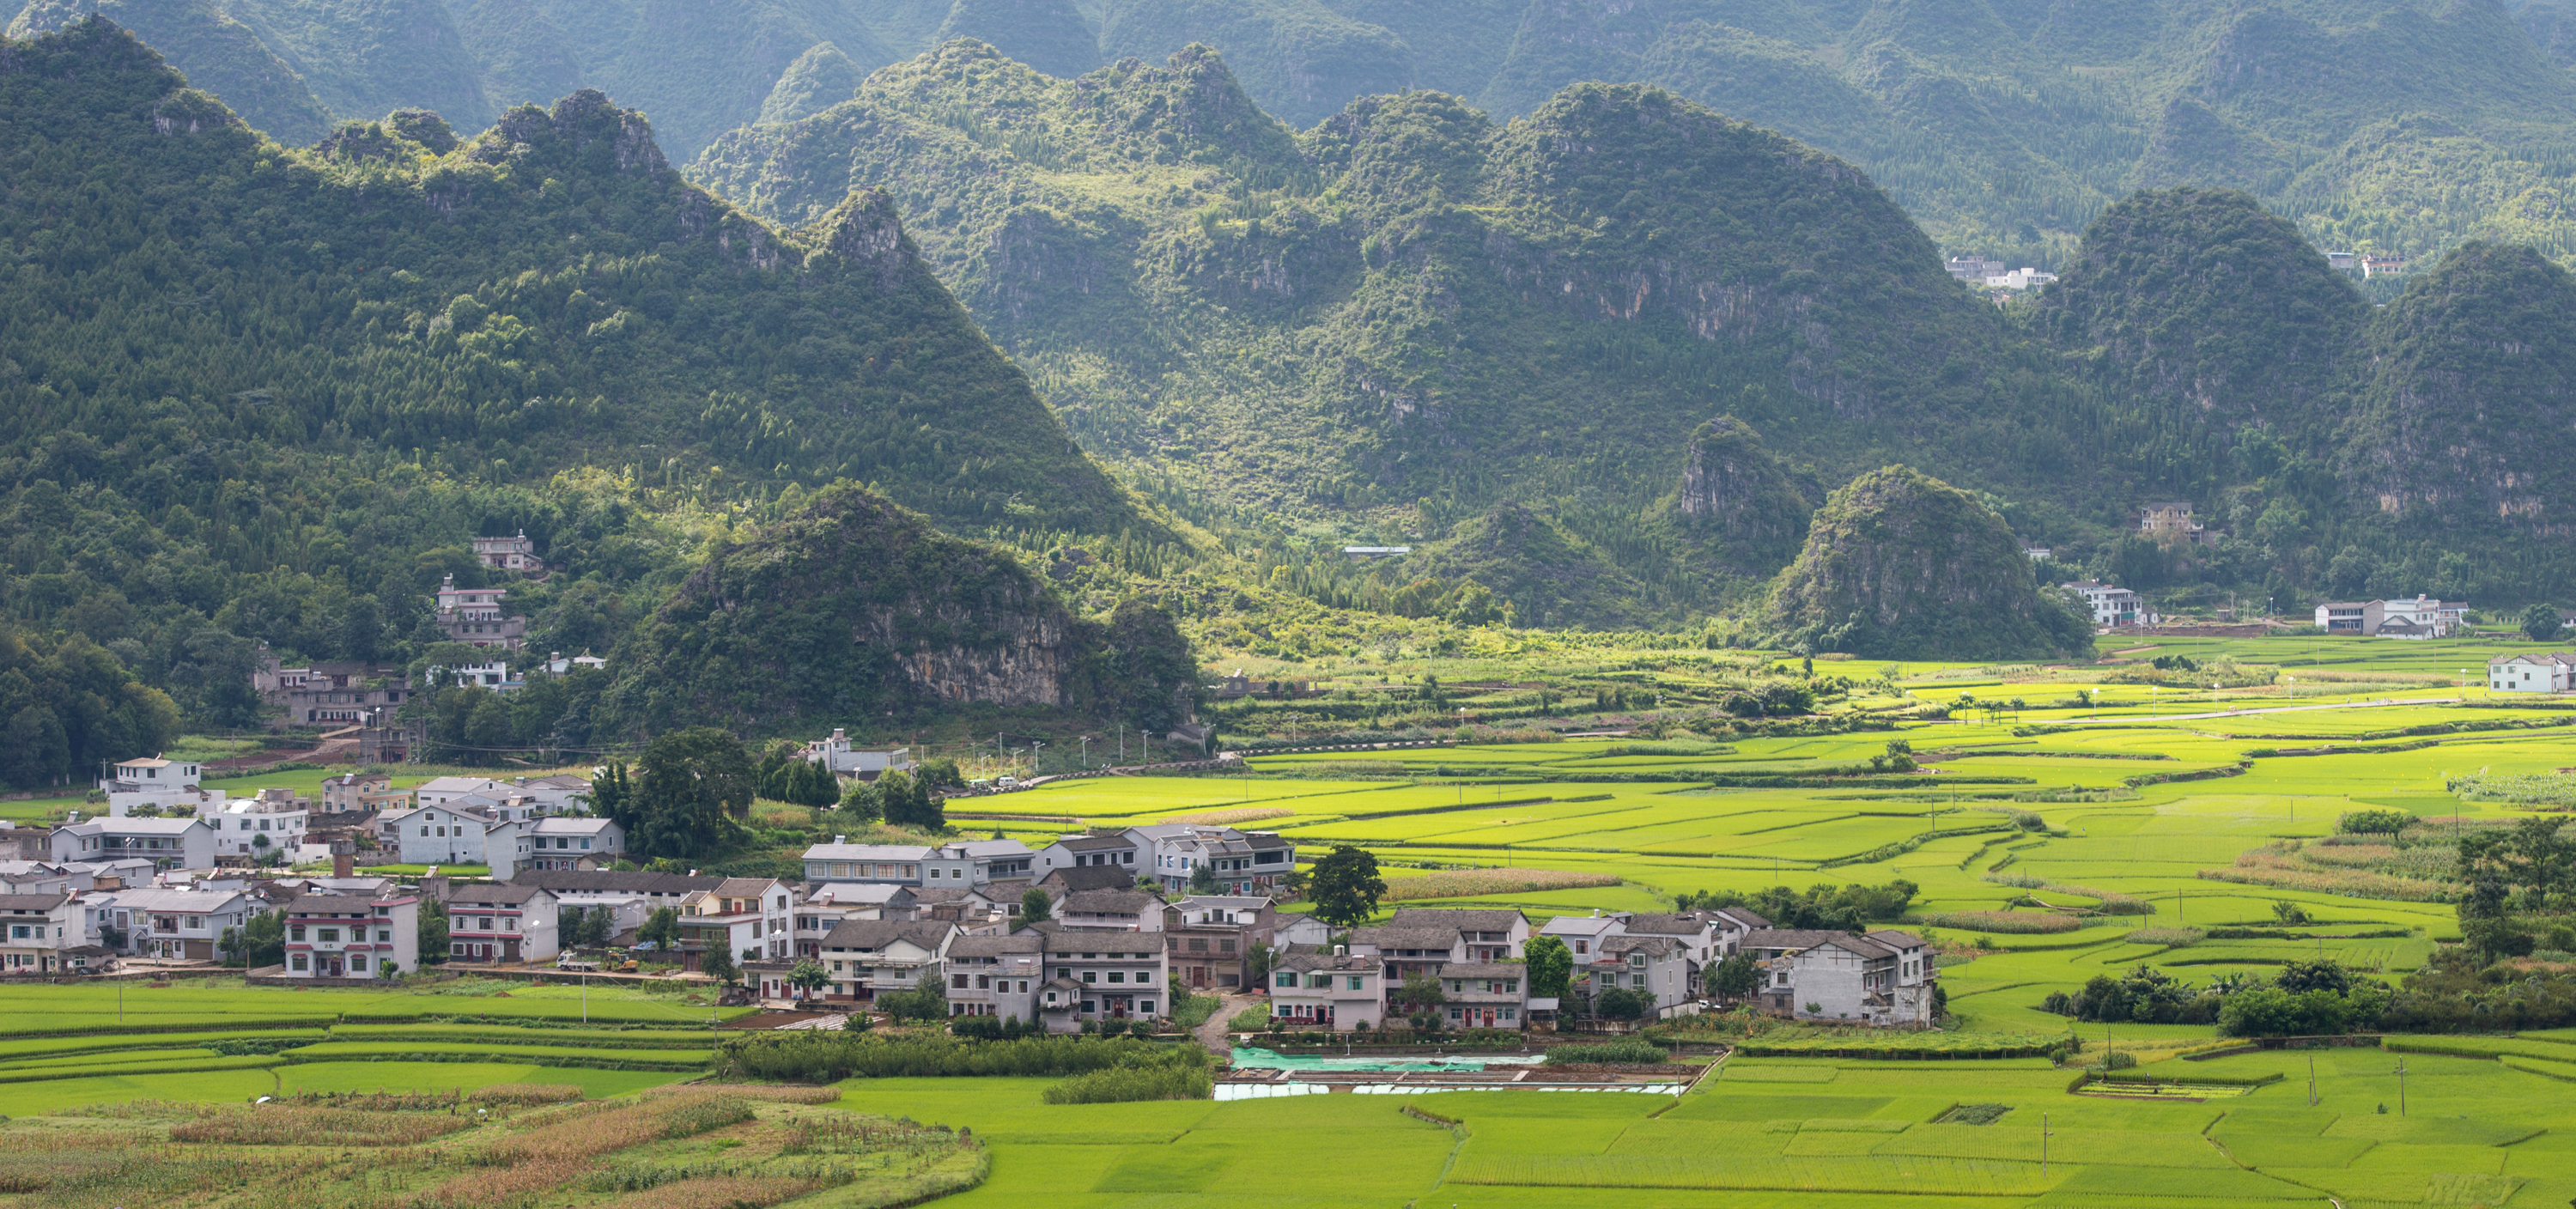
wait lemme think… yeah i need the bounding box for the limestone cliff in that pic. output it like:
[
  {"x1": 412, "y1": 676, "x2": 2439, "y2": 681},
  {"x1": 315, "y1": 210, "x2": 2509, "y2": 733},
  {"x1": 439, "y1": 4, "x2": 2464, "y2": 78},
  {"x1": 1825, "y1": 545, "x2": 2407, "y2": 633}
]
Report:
[
  {"x1": 607, "y1": 485, "x2": 1196, "y2": 737},
  {"x1": 1665, "y1": 416, "x2": 1814, "y2": 574}
]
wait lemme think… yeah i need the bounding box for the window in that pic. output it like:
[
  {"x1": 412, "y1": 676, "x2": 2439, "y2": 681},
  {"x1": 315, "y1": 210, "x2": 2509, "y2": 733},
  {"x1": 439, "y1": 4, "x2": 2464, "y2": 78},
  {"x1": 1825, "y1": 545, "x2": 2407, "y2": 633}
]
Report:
[
  {"x1": 1220, "y1": 939, "x2": 1236, "y2": 953},
  {"x1": 1503, "y1": 1008, "x2": 1516, "y2": 1021},
  {"x1": 290, "y1": 954, "x2": 308, "y2": 971},
  {"x1": 376, "y1": 929, "x2": 392, "y2": 943},
  {"x1": 1081, "y1": 1000, "x2": 1097, "y2": 1014},
  {"x1": 1346, "y1": 975, "x2": 1364, "y2": 991},
  {"x1": 185, "y1": 916, "x2": 204, "y2": 930},
  {"x1": 349, "y1": 955, "x2": 368, "y2": 971},
  {"x1": 1278, "y1": 972, "x2": 1297, "y2": 988},
  {"x1": 289, "y1": 926, "x2": 307, "y2": 942},
  {"x1": 319, "y1": 928, "x2": 341, "y2": 943},
  {"x1": 1108, "y1": 972, "x2": 1125, "y2": 983},
  {"x1": 1135, "y1": 969, "x2": 1151, "y2": 983},
  {"x1": 952, "y1": 974, "x2": 969, "y2": 989},
  {"x1": 1188, "y1": 938, "x2": 1206, "y2": 951},
  {"x1": 1082, "y1": 971, "x2": 1097, "y2": 983},
  {"x1": 580, "y1": 839, "x2": 591, "y2": 850},
  {"x1": 1045, "y1": 991, "x2": 1059, "y2": 1005},
  {"x1": 1139, "y1": 999, "x2": 1154, "y2": 1014}
]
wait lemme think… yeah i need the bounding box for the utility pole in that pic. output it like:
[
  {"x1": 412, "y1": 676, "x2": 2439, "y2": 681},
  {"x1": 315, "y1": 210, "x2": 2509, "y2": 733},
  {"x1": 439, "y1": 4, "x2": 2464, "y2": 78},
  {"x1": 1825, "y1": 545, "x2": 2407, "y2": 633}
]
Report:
[
  {"x1": 1080, "y1": 736, "x2": 1091, "y2": 769},
  {"x1": 2307, "y1": 1052, "x2": 2318, "y2": 1107},
  {"x1": 2397, "y1": 1056, "x2": 2408, "y2": 1115},
  {"x1": 2041, "y1": 1111, "x2": 2054, "y2": 1175}
]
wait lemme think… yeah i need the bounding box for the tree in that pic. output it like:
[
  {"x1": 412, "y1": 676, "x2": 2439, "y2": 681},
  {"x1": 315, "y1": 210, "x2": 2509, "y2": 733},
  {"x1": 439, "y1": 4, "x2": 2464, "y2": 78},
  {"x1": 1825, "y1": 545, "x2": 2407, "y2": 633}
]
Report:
[
  {"x1": 1711, "y1": 954, "x2": 1760, "y2": 1002},
  {"x1": 2524, "y1": 603, "x2": 2566, "y2": 642},
  {"x1": 878, "y1": 983, "x2": 948, "y2": 1023},
  {"x1": 1308, "y1": 846, "x2": 1386, "y2": 928},
  {"x1": 839, "y1": 777, "x2": 883, "y2": 822},
  {"x1": 701, "y1": 945, "x2": 739, "y2": 986},
  {"x1": 1188, "y1": 861, "x2": 1218, "y2": 894},
  {"x1": 418, "y1": 901, "x2": 449, "y2": 965},
  {"x1": 1021, "y1": 887, "x2": 1054, "y2": 924},
  {"x1": 1396, "y1": 973, "x2": 1448, "y2": 1022},
  {"x1": 1522, "y1": 935, "x2": 1573, "y2": 998},
  {"x1": 2337, "y1": 809, "x2": 2411, "y2": 836},
  {"x1": 787, "y1": 958, "x2": 830, "y2": 1001},
  {"x1": 916, "y1": 758, "x2": 964, "y2": 791},
  {"x1": 638, "y1": 907, "x2": 680, "y2": 956},
  {"x1": 633, "y1": 727, "x2": 755, "y2": 858},
  {"x1": 568, "y1": 905, "x2": 614, "y2": 949},
  {"x1": 1595, "y1": 987, "x2": 1651, "y2": 1020},
  {"x1": 591, "y1": 761, "x2": 635, "y2": 832},
  {"x1": 879, "y1": 770, "x2": 941, "y2": 830}
]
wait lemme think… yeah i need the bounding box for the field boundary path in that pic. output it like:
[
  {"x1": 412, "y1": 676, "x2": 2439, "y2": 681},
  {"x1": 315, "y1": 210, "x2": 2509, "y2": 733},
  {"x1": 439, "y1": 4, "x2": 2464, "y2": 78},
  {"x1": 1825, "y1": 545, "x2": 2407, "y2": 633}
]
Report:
[
  {"x1": 2091, "y1": 696, "x2": 2462, "y2": 723},
  {"x1": 1195, "y1": 990, "x2": 1259, "y2": 1060}
]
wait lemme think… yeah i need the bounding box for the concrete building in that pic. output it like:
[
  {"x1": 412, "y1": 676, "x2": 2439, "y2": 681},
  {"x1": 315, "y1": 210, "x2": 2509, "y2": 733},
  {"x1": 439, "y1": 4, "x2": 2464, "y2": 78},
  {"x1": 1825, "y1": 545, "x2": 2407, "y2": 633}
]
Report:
[
  {"x1": 800, "y1": 838, "x2": 1035, "y2": 888},
  {"x1": 321, "y1": 773, "x2": 410, "y2": 814},
  {"x1": 472, "y1": 532, "x2": 544, "y2": 574},
  {"x1": 0, "y1": 891, "x2": 86, "y2": 972},
  {"x1": 1437, "y1": 962, "x2": 1528, "y2": 1030},
  {"x1": 2315, "y1": 596, "x2": 2463, "y2": 638},
  {"x1": 817, "y1": 920, "x2": 958, "y2": 1001},
  {"x1": 52, "y1": 817, "x2": 216, "y2": 871},
  {"x1": 944, "y1": 934, "x2": 1043, "y2": 1020},
  {"x1": 806, "y1": 729, "x2": 915, "y2": 782},
  {"x1": 210, "y1": 788, "x2": 308, "y2": 862},
  {"x1": 96, "y1": 887, "x2": 258, "y2": 960},
  {"x1": 378, "y1": 802, "x2": 497, "y2": 866},
  {"x1": 282, "y1": 891, "x2": 419, "y2": 978},
  {"x1": 434, "y1": 575, "x2": 526, "y2": 649},
  {"x1": 1036, "y1": 926, "x2": 1170, "y2": 1030},
  {"x1": 1055, "y1": 888, "x2": 1165, "y2": 932},
  {"x1": 1743, "y1": 928, "x2": 1939, "y2": 1026},
  {"x1": 2490, "y1": 653, "x2": 2576, "y2": 694},
  {"x1": 97, "y1": 755, "x2": 212, "y2": 816},
  {"x1": 1162, "y1": 895, "x2": 1275, "y2": 990},
  {"x1": 444, "y1": 883, "x2": 559, "y2": 964},
  {"x1": 1269, "y1": 951, "x2": 1382, "y2": 1031},
  {"x1": 677, "y1": 878, "x2": 795, "y2": 969},
  {"x1": 2063, "y1": 580, "x2": 2142, "y2": 628}
]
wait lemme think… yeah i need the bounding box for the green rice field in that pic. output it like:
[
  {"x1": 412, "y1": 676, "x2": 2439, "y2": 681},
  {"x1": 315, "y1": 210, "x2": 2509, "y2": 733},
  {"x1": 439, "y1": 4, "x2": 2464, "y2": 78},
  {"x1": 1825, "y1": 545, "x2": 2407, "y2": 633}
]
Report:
[{"x1": 8, "y1": 634, "x2": 2576, "y2": 1205}]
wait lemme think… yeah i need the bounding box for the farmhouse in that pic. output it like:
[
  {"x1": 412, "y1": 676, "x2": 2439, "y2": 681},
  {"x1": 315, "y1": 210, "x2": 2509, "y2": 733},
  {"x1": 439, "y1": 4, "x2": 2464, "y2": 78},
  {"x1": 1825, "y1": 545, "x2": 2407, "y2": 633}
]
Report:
[
  {"x1": 1742, "y1": 928, "x2": 1939, "y2": 1026},
  {"x1": 2490, "y1": 653, "x2": 2576, "y2": 694}
]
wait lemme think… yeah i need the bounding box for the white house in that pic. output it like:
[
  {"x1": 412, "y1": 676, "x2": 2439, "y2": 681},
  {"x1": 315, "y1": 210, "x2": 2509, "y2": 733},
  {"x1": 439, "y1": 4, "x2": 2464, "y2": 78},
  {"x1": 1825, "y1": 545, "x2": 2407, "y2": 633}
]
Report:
[
  {"x1": 1269, "y1": 950, "x2": 1382, "y2": 1031},
  {"x1": 945, "y1": 934, "x2": 1044, "y2": 1019},
  {"x1": 93, "y1": 886, "x2": 258, "y2": 961},
  {"x1": 1437, "y1": 961, "x2": 1528, "y2": 1030},
  {"x1": 0, "y1": 890, "x2": 87, "y2": 972},
  {"x1": 522, "y1": 817, "x2": 624, "y2": 872},
  {"x1": 282, "y1": 891, "x2": 419, "y2": 978},
  {"x1": 807, "y1": 729, "x2": 914, "y2": 781},
  {"x1": 817, "y1": 919, "x2": 958, "y2": 1001},
  {"x1": 2063, "y1": 580, "x2": 2142, "y2": 628},
  {"x1": 793, "y1": 883, "x2": 919, "y2": 957},
  {"x1": 445, "y1": 883, "x2": 559, "y2": 964},
  {"x1": 1743, "y1": 928, "x2": 1938, "y2": 1026},
  {"x1": 1037, "y1": 926, "x2": 1170, "y2": 1030},
  {"x1": 98, "y1": 755, "x2": 223, "y2": 817},
  {"x1": 2490, "y1": 653, "x2": 2576, "y2": 694},
  {"x1": 678, "y1": 878, "x2": 796, "y2": 969},
  {"x1": 210, "y1": 788, "x2": 308, "y2": 861},
  {"x1": 52, "y1": 817, "x2": 216, "y2": 871},
  {"x1": 2317, "y1": 597, "x2": 2463, "y2": 638},
  {"x1": 378, "y1": 802, "x2": 498, "y2": 866}
]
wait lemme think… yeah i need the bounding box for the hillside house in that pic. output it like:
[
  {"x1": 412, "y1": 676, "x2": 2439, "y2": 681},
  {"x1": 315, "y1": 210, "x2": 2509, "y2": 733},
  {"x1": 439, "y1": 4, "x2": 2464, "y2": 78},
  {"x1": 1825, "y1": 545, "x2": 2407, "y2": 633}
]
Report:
[
  {"x1": 805, "y1": 729, "x2": 914, "y2": 781},
  {"x1": 678, "y1": 878, "x2": 795, "y2": 969},
  {"x1": 2316, "y1": 596, "x2": 2462, "y2": 638},
  {"x1": 2139, "y1": 502, "x2": 2202, "y2": 539},
  {"x1": 2064, "y1": 580, "x2": 2142, "y2": 628},
  {"x1": 379, "y1": 803, "x2": 500, "y2": 866},
  {"x1": 434, "y1": 575, "x2": 526, "y2": 649},
  {"x1": 471, "y1": 532, "x2": 544, "y2": 574},
  {"x1": 98, "y1": 756, "x2": 211, "y2": 816}
]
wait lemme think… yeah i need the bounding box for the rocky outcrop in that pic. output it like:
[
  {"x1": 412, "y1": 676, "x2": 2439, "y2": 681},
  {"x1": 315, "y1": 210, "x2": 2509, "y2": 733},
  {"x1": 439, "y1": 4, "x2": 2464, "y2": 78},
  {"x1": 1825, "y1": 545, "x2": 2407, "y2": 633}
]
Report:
[
  {"x1": 1767, "y1": 465, "x2": 2093, "y2": 660},
  {"x1": 1668, "y1": 416, "x2": 1812, "y2": 574},
  {"x1": 611, "y1": 486, "x2": 1196, "y2": 736}
]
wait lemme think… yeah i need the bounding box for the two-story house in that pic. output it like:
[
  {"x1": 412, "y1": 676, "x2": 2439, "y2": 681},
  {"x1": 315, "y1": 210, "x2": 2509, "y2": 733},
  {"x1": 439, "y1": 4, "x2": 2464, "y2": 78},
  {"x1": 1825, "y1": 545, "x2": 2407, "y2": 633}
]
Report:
[
  {"x1": 94, "y1": 886, "x2": 256, "y2": 960},
  {"x1": 1036, "y1": 926, "x2": 1169, "y2": 1029},
  {"x1": 1269, "y1": 950, "x2": 1382, "y2": 1031},
  {"x1": 444, "y1": 883, "x2": 559, "y2": 964},
  {"x1": 1347, "y1": 925, "x2": 1466, "y2": 993},
  {"x1": 0, "y1": 890, "x2": 85, "y2": 972},
  {"x1": 52, "y1": 817, "x2": 216, "y2": 872},
  {"x1": 378, "y1": 802, "x2": 501, "y2": 866},
  {"x1": 495, "y1": 817, "x2": 625, "y2": 878},
  {"x1": 434, "y1": 575, "x2": 526, "y2": 648},
  {"x1": 792, "y1": 883, "x2": 919, "y2": 958},
  {"x1": 210, "y1": 789, "x2": 309, "y2": 862},
  {"x1": 2491, "y1": 653, "x2": 2576, "y2": 694},
  {"x1": 1742, "y1": 928, "x2": 1938, "y2": 1026},
  {"x1": 1056, "y1": 888, "x2": 1165, "y2": 932},
  {"x1": 1162, "y1": 895, "x2": 1274, "y2": 990},
  {"x1": 1389, "y1": 908, "x2": 1528, "y2": 961},
  {"x1": 2064, "y1": 580, "x2": 2142, "y2": 628},
  {"x1": 321, "y1": 772, "x2": 412, "y2": 815},
  {"x1": 944, "y1": 934, "x2": 1043, "y2": 1019},
  {"x1": 677, "y1": 878, "x2": 795, "y2": 970},
  {"x1": 1034, "y1": 834, "x2": 1139, "y2": 877},
  {"x1": 98, "y1": 756, "x2": 214, "y2": 816},
  {"x1": 801, "y1": 841, "x2": 933, "y2": 885},
  {"x1": 1124, "y1": 824, "x2": 1297, "y2": 895},
  {"x1": 806, "y1": 730, "x2": 915, "y2": 782},
  {"x1": 472, "y1": 531, "x2": 545, "y2": 574},
  {"x1": 1437, "y1": 962, "x2": 1527, "y2": 1030},
  {"x1": 282, "y1": 891, "x2": 419, "y2": 978},
  {"x1": 818, "y1": 920, "x2": 959, "y2": 1001}
]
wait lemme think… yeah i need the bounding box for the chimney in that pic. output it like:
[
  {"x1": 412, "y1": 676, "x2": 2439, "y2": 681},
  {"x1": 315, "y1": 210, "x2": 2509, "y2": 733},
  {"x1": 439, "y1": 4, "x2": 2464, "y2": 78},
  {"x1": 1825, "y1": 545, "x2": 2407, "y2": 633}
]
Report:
[{"x1": 330, "y1": 840, "x2": 355, "y2": 879}]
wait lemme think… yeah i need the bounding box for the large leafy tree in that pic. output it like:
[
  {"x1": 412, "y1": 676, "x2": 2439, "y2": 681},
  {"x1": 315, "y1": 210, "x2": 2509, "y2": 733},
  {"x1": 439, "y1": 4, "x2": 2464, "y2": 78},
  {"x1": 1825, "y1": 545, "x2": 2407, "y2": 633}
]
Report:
[
  {"x1": 1522, "y1": 935, "x2": 1573, "y2": 999},
  {"x1": 632, "y1": 726, "x2": 754, "y2": 859},
  {"x1": 1307, "y1": 847, "x2": 1386, "y2": 929},
  {"x1": 2524, "y1": 603, "x2": 2567, "y2": 642}
]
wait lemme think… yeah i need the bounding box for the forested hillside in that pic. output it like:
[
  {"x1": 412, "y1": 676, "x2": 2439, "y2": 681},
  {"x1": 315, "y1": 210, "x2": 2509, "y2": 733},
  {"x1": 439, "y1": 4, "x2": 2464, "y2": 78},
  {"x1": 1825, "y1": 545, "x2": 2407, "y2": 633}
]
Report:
[{"x1": 0, "y1": 18, "x2": 1155, "y2": 747}]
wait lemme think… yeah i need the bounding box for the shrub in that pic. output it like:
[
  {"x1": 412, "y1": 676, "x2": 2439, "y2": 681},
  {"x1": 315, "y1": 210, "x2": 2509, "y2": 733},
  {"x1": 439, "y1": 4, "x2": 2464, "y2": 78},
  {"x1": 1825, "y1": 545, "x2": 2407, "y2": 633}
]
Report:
[
  {"x1": 1040, "y1": 1064, "x2": 1212, "y2": 1104},
  {"x1": 2123, "y1": 927, "x2": 2204, "y2": 946},
  {"x1": 1544, "y1": 1041, "x2": 1667, "y2": 1065},
  {"x1": 1916, "y1": 911, "x2": 2082, "y2": 934},
  {"x1": 717, "y1": 1033, "x2": 1206, "y2": 1083},
  {"x1": 2337, "y1": 808, "x2": 2414, "y2": 835}
]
